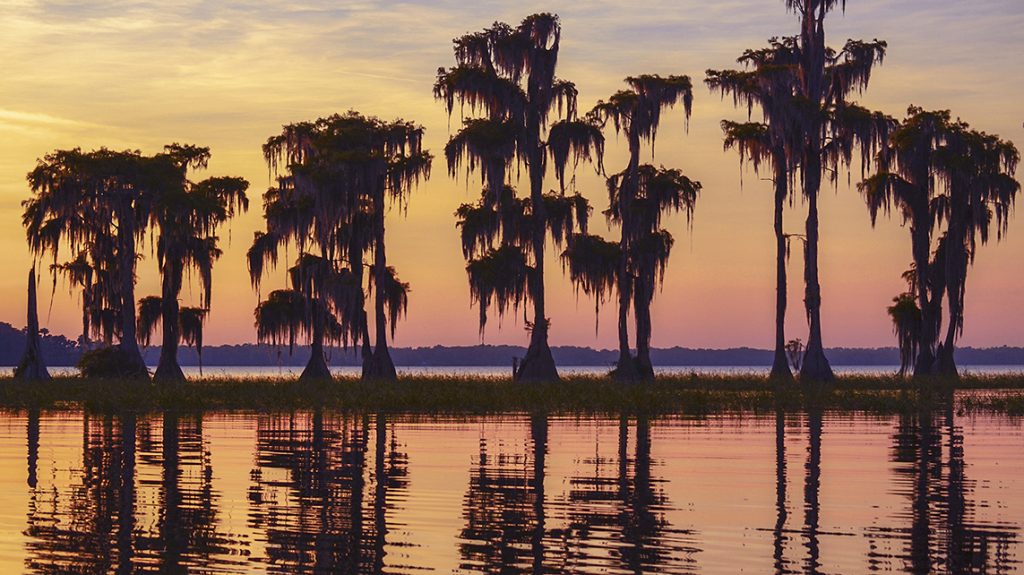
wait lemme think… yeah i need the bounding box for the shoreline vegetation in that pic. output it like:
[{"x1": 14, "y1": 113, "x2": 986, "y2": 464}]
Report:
[{"x1": 1, "y1": 374, "x2": 1022, "y2": 415}]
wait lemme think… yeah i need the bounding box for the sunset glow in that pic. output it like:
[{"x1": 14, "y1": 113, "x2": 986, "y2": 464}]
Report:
[{"x1": 2, "y1": 0, "x2": 1022, "y2": 350}]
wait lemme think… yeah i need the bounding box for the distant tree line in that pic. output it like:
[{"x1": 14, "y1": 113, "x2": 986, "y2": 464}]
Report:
[{"x1": 7, "y1": 321, "x2": 1024, "y2": 368}]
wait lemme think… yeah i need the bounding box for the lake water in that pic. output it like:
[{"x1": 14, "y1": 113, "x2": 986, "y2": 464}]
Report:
[
  {"x1": 0, "y1": 405, "x2": 1020, "y2": 574},
  {"x1": 9, "y1": 364, "x2": 1024, "y2": 378}
]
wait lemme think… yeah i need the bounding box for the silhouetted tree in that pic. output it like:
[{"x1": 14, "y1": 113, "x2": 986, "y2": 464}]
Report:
[
  {"x1": 785, "y1": 1, "x2": 889, "y2": 381},
  {"x1": 888, "y1": 291, "x2": 921, "y2": 378},
  {"x1": 707, "y1": 39, "x2": 808, "y2": 381},
  {"x1": 932, "y1": 126, "x2": 1019, "y2": 375},
  {"x1": 861, "y1": 107, "x2": 1019, "y2": 377},
  {"x1": 133, "y1": 145, "x2": 246, "y2": 382},
  {"x1": 250, "y1": 112, "x2": 431, "y2": 380},
  {"x1": 24, "y1": 149, "x2": 166, "y2": 378},
  {"x1": 137, "y1": 144, "x2": 249, "y2": 383},
  {"x1": 565, "y1": 75, "x2": 699, "y2": 381},
  {"x1": 436, "y1": 13, "x2": 603, "y2": 382}
]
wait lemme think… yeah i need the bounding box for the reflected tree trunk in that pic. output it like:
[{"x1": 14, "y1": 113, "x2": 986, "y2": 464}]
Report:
[
  {"x1": 803, "y1": 409, "x2": 822, "y2": 574},
  {"x1": 373, "y1": 414, "x2": 388, "y2": 574},
  {"x1": 26, "y1": 408, "x2": 39, "y2": 489},
  {"x1": 771, "y1": 158, "x2": 793, "y2": 382},
  {"x1": 530, "y1": 413, "x2": 548, "y2": 574},
  {"x1": 160, "y1": 411, "x2": 183, "y2": 573},
  {"x1": 773, "y1": 408, "x2": 789, "y2": 573},
  {"x1": 116, "y1": 414, "x2": 136, "y2": 575}
]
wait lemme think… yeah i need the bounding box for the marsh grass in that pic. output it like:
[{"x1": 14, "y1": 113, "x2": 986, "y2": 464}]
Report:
[{"x1": 1, "y1": 373, "x2": 1022, "y2": 415}]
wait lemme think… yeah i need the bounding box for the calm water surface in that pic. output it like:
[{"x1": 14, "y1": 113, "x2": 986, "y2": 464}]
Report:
[{"x1": 0, "y1": 405, "x2": 1021, "y2": 574}]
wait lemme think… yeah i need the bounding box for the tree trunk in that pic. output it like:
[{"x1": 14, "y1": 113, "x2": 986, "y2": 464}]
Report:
[
  {"x1": 633, "y1": 282, "x2": 655, "y2": 381},
  {"x1": 16, "y1": 268, "x2": 50, "y2": 381},
  {"x1": 350, "y1": 232, "x2": 375, "y2": 380},
  {"x1": 300, "y1": 302, "x2": 333, "y2": 381},
  {"x1": 154, "y1": 260, "x2": 186, "y2": 384},
  {"x1": 798, "y1": 154, "x2": 834, "y2": 383},
  {"x1": 516, "y1": 144, "x2": 559, "y2": 383},
  {"x1": 937, "y1": 223, "x2": 964, "y2": 378},
  {"x1": 770, "y1": 163, "x2": 793, "y2": 382},
  {"x1": 796, "y1": 1, "x2": 834, "y2": 384},
  {"x1": 363, "y1": 192, "x2": 397, "y2": 382},
  {"x1": 611, "y1": 263, "x2": 640, "y2": 382},
  {"x1": 116, "y1": 210, "x2": 149, "y2": 379},
  {"x1": 612, "y1": 131, "x2": 642, "y2": 383},
  {"x1": 910, "y1": 210, "x2": 937, "y2": 378}
]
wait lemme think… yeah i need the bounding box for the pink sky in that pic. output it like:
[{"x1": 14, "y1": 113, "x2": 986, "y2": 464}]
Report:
[{"x1": 1, "y1": 0, "x2": 1021, "y2": 349}]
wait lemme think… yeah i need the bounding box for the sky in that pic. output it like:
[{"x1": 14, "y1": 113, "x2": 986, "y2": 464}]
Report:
[{"x1": 1, "y1": 0, "x2": 1022, "y2": 351}]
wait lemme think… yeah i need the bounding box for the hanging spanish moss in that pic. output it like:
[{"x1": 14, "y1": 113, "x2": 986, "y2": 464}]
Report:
[
  {"x1": 252, "y1": 111, "x2": 431, "y2": 381},
  {"x1": 580, "y1": 74, "x2": 699, "y2": 382},
  {"x1": 436, "y1": 13, "x2": 604, "y2": 382}
]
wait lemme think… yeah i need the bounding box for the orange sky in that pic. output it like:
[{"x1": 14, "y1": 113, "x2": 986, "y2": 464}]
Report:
[{"x1": 1, "y1": 0, "x2": 1022, "y2": 349}]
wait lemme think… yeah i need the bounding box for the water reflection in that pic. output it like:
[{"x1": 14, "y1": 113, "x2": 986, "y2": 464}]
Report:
[
  {"x1": 6, "y1": 408, "x2": 1021, "y2": 574},
  {"x1": 887, "y1": 399, "x2": 1019, "y2": 574},
  {"x1": 248, "y1": 411, "x2": 410, "y2": 574}
]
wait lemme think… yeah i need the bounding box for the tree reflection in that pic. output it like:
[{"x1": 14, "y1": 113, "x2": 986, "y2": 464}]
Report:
[
  {"x1": 248, "y1": 411, "x2": 409, "y2": 574},
  {"x1": 804, "y1": 409, "x2": 822, "y2": 575},
  {"x1": 773, "y1": 408, "x2": 789, "y2": 575},
  {"x1": 458, "y1": 413, "x2": 550, "y2": 573},
  {"x1": 22, "y1": 411, "x2": 239, "y2": 574},
  {"x1": 562, "y1": 416, "x2": 697, "y2": 574},
  {"x1": 24, "y1": 413, "x2": 133, "y2": 574},
  {"x1": 891, "y1": 399, "x2": 1019, "y2": 574}
]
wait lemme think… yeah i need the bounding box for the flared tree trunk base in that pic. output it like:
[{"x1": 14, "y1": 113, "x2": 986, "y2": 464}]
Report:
[
  {"x1": 912, "y1": 348, "x2": 938, "y2": 379},
  {"x1": 15, "y1": 352, "x2": 50, "y2": 381},
  {"x1": 769, "y1": 351, "x2": 794, "y2": 384},
  {"x1": 154, "y1": 356, "x2": 186, "y2": 384},
  {"x1": 799, "y1": 346, "x2": 834, "y2": 384},
  {"x1": 936, "y1": 344, "x2": 959, "y2": 379},
  {"x1": 515, "y1": 339, "x2": 559, "y2": 383},
  {"x1": 300, "y1": 350, "x2": 333, "y2": 381},
  {"x1": 635, "y1": 355, "x2": 655, "y2": 382},
  {"x1": 362, "y1": 346, "x2": 398, "y2": 381},
  {"x1": 118, "y1": 343, "x2": 151, "y2": 380},
  {"x1": 610, "y1": 352, "x2": 642, "y2": 383}
]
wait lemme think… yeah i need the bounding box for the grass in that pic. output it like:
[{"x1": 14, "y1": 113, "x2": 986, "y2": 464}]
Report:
[{"x1": 1, "y1": 373, "x2": 1023, "y2": 416}]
